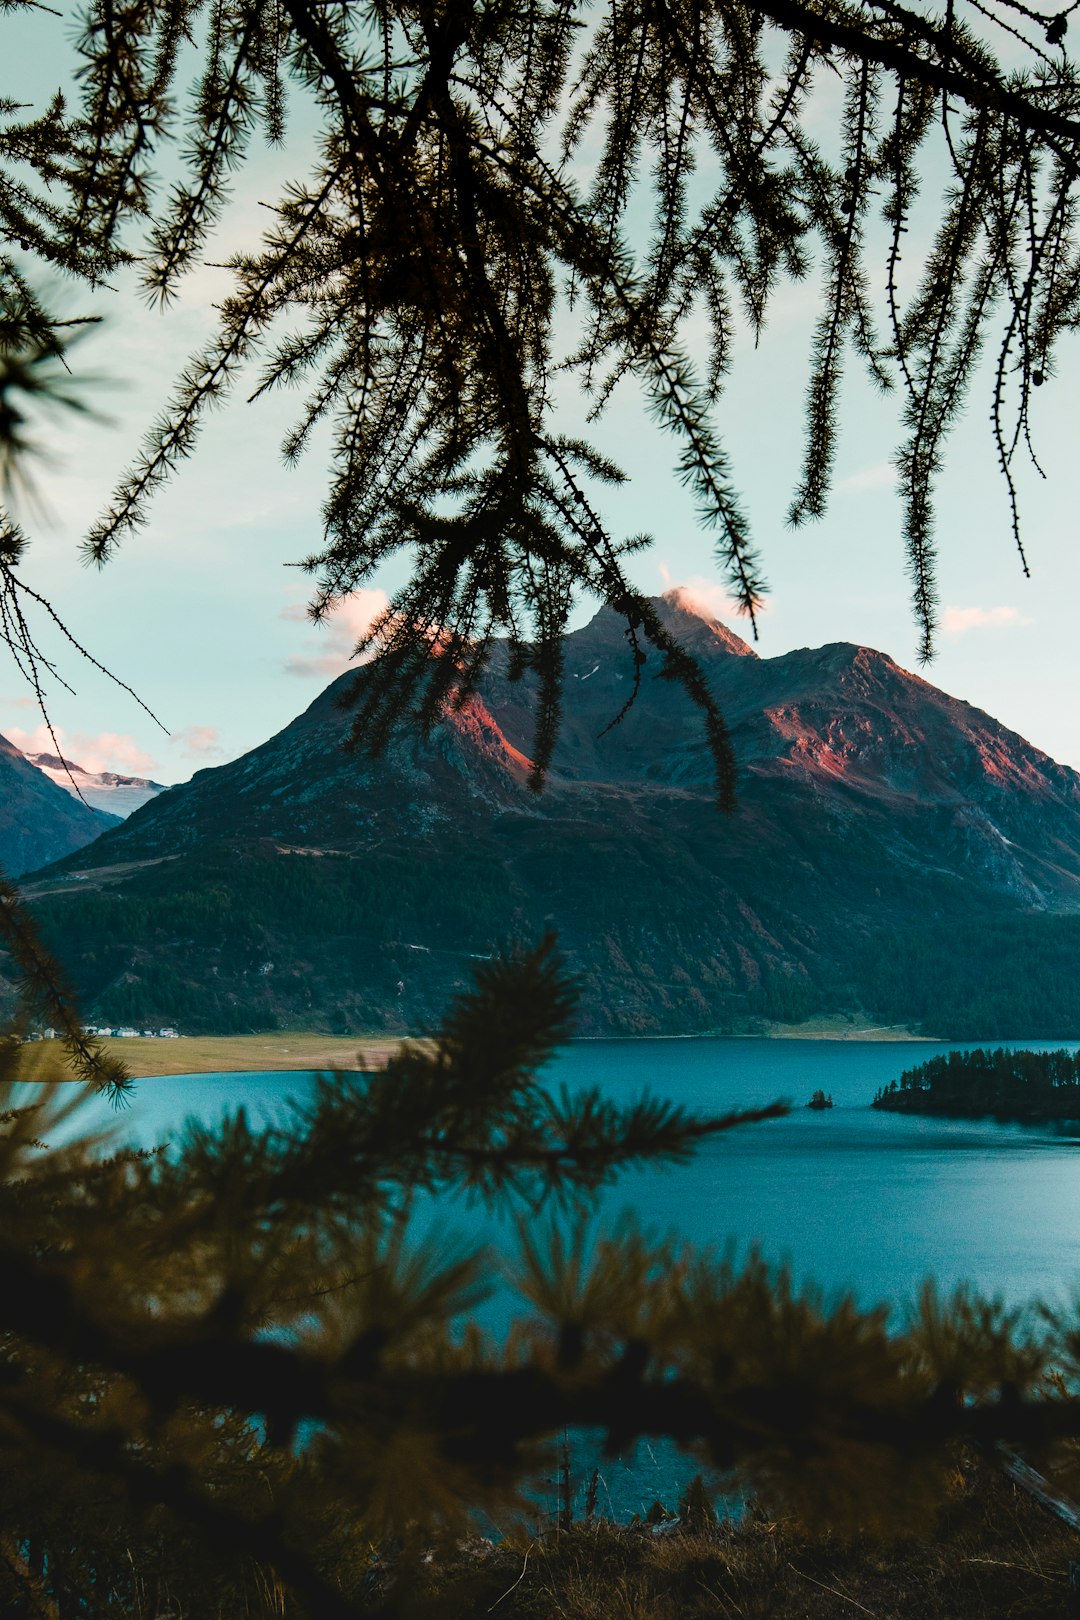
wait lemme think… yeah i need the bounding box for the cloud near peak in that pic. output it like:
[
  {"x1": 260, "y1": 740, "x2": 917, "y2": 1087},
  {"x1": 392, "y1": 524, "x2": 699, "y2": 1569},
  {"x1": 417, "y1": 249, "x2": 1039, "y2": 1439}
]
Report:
[
  {"x1": 657, "y1": 565, "x2": 750, "y2": 624},
  {"x1": 170, "y1": 725, "x2": 223, "y2": 763},
  {"x1": 1, "y1": 717, "x2": 231, "y2": 785},
  {"x1": 283, "y1": 588, "x2": 389, "y2": 679},
  {"x1": 3, "y1": 723, "x2": 160, "y2": 777},
  {"x1": 940, "y1": 605, "x2": 1032, "y2": 637},
  {"x1": 836, "y1": 462, "x2": 898, "y2": 494}
]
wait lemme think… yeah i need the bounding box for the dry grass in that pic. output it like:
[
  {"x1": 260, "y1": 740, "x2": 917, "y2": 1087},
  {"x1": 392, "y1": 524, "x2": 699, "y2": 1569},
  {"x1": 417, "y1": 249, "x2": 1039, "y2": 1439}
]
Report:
[
  {"x1": 29, "y1": 1031, "x2": 416, "y2": 1078},
  {"x1": 398, "y1": 1458, "x2": 1080, "y2": 1620},
  {"x1": 28, "y1": 1024, "x2": 926, "y2": 1078}
]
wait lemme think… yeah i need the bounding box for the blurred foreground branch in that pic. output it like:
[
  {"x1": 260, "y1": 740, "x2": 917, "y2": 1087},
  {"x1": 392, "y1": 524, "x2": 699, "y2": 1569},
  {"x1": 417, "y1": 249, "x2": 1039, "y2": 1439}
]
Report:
[{"x1": 2, "y1": 937, "x2": 1080, "y2": 1615}]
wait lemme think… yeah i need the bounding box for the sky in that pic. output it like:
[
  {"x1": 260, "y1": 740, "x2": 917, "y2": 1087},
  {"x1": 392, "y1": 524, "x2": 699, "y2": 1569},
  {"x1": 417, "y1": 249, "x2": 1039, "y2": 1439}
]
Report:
[{"x1": 4, "y1": 8, "x2": 1080, "y2": 784}]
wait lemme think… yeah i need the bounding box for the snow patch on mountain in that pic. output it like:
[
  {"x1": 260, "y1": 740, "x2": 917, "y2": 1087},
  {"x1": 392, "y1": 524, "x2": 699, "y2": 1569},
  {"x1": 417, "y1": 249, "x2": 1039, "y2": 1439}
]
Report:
[{"x1": 25, "y1": 753, "x2": 169, "y2": 818}]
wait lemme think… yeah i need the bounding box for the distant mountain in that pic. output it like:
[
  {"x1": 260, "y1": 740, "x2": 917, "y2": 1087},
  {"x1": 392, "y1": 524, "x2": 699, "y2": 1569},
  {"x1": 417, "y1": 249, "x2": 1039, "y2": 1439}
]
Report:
[
  {"x1": 25, "y1": 753, "x2": 168, "y2": 818},
  {"x1": 0, "y1": 733, "x2": 120, "y2": 879},
  {"x1": 18, "y1": 591, "x2": 1080, "y2": 1038}
]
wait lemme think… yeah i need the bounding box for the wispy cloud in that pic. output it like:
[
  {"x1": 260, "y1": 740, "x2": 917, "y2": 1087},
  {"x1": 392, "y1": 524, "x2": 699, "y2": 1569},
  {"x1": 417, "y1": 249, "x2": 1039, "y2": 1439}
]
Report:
[
  {"x1": 836, "y1": 463, "x2": 897, "y2": 494},
  {"x1": 170, "y1": 725, "x2": 223, "y2": 762},
  {"x1": 3, "y1": 723, "x2": 64, "y2": 761},
  {"x1": 283, "y1": 588, "x2": 389, "y2": 679},
  {"x1": 3, "y1": 723, "x2": 160, "y2": 777},
  {"x1": 940, "y1": 605, "x2": 1033, "y2": 637},
  {"x1": 657, "y1": 565, "x2": 750, "y2": 622}
]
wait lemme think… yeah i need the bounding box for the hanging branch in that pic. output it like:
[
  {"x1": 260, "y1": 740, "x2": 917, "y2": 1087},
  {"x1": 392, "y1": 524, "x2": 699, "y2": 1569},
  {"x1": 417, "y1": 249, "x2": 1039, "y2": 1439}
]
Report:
[{"x1": 6, "y1": 0, "x2": 1080, "y2": 780}]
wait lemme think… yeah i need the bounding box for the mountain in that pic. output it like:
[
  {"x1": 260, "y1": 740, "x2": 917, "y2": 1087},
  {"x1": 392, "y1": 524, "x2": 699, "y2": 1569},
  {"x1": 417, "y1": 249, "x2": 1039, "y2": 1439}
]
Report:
[
  {"x1": 17, "y1": 591, "x2": 1080, "y2": 1038},
  {"x1": 25, "y1": 753, "x2": 168, "y2": 818},
  {"x1": 0, "y1": 733, "x2": 120, "y2": 879}
]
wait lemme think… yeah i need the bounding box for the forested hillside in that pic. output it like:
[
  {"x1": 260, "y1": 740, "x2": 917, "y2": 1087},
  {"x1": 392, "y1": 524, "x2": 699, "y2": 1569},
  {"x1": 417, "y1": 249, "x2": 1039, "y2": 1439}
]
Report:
[
  {"x1": 19, "y1": 595, "x2": 1080, "y2": 1037},
  {"x1": 0, "y1": 733, "x2": 119, "y2": 878}
]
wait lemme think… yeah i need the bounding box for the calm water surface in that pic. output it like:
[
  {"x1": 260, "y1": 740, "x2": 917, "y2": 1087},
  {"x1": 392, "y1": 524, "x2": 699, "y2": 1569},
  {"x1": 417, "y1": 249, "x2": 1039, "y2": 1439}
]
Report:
[
  {"x1": 107, "y1": 1036, "x2": 1080, "y2": 1516},
  {"x1": 117, "y1": 1036, "x2": 1080, "y2": 1310}
]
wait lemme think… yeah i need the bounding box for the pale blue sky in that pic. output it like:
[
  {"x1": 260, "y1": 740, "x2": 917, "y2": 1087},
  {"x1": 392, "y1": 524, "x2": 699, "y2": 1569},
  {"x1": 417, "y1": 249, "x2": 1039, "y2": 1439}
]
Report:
[{"x1": 4, "y1": 5, "x2": 1079, "y2": 783}]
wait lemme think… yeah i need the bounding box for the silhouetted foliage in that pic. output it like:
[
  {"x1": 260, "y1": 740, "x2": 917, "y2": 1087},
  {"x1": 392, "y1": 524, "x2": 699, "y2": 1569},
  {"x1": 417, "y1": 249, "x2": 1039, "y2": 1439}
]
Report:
[
  {"x1": 6, "y1": 0, "x2": 1080, "y2": 781},
  {"x1": 7, "y1": 936, "x2": 1080, "y2": 1615},
  {"x1": 876, "y1": 1043, "x2": 1080, "y2": 1120},
  {"x1": 0, "y1": 938, "x2": 806, "y2": 1615},
  {"x1": 243, "y1": 1462, "x2": 1080, "y2": 1620}
]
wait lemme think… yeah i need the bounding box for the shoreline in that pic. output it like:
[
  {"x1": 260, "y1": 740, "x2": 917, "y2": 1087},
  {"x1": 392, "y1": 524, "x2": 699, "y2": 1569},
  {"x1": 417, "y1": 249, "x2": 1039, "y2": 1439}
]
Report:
[
  {"x1": 32, "y1": 1022, "x2": 1080, "y2": 1080},
  {"x1": 575, "y1": 1021, "x2": 932, "y2": 1043},
  {"x1": 31, "y1": 1023, "x2": 1080, "y2": 1079},
  {"x1": 27, "y1": 1032, "x2": 410, "y2": 1079},
  {"x1": 26, "y1": 1021, "x2": 939, "y2": 1078}
]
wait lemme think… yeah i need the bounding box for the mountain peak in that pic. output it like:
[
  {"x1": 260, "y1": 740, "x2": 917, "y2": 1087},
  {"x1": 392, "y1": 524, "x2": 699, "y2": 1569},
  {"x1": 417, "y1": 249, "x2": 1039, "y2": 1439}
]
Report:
[
  {"x1": 22, "y1": 609, "x2": 1080, "y2": 1039},
  {"x1": 657, "y1": 587, "x2": 759, "y2": 657}
]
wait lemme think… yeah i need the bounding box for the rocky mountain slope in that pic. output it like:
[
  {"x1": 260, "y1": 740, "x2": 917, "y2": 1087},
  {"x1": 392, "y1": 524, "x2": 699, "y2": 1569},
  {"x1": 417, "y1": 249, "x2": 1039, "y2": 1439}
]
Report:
[
  {"x1": 0, "y1": 733, "x2": 120, "y2": 879},
  {"x1": 18, "y1": 592, "x2": 1080, "y2": 1037},
  {"x1": 25, "y1": 753, "x2": 168, "y2": 818}
]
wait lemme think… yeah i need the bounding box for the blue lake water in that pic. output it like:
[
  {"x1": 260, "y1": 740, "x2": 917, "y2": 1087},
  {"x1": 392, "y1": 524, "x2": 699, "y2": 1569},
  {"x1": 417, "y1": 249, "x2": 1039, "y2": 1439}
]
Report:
[
  {"x1": 115, "y1": 1035, "x2": 1080, "y2": 1313},
  {"x1": 98, "y1": 1035, "x2": 1080, "y2": 1519}
]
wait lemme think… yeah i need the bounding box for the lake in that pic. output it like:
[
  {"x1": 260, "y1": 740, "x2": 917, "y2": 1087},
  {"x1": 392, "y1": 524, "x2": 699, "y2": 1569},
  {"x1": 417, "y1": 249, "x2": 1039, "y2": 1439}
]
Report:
[
  {"x1": 103, "y1": 1035, "x2": 1080, "y2": 1519},
  {"x1": 115, "y1": 1035, "x2": 1080, "y2": 1313}
]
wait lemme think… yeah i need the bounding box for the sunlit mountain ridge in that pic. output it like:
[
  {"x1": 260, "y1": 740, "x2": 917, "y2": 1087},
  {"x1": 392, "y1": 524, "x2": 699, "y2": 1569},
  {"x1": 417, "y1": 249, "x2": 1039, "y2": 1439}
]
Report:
[{"x1": 15, "y1": 592, "x2": 1080, "y2": 1038}]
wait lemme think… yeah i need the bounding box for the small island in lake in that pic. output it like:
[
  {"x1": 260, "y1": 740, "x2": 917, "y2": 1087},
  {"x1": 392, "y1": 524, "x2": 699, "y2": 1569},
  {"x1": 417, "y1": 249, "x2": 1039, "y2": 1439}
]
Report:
[
  {"x1": 873, "y1": 1046, "x2": 1080, "y2": 1122},
  {"x1": 806, "y1": 1089, "x2": 834, "y2": 1110}
]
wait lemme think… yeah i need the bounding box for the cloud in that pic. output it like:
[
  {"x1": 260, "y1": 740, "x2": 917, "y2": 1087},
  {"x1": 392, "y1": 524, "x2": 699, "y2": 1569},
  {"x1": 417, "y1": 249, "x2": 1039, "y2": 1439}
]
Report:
[
  {"x1": 836, "y1": 463, "x2": 898, "y2": 494},
  {"x1": 940, "y1": 605, "x2": 1033, "y2": 637},
  {"x1": 3, "y1": 723, "x2": 160, "y2": 776},
  {"x1": 170, "y1": 725, "x2": 223, "y2": 762},
  {"x1": 657, "y1": 564, "x2": 756, "y2": 623},
  {"x1": 76, "y1": 731, "x2": 161, "y2": 775},
  {"x1": 3, "y1": 718, "x2": 228, "y2": 781},
  {"x1": 283, "y1": 588, "x2": 390, "y2": 679},
  {"x1": 3, "y1": 723, "x2": 57, "y2": 757}
]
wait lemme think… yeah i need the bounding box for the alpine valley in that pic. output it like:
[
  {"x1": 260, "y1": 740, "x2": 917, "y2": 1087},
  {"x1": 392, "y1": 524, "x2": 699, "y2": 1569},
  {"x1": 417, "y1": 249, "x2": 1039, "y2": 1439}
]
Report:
[
  {"x1": 14, "y1": 592, "x2": 1080, "y2": 1038},
  {"x1": 0, "y1": 733, "x2": 121, "y2": 878}
]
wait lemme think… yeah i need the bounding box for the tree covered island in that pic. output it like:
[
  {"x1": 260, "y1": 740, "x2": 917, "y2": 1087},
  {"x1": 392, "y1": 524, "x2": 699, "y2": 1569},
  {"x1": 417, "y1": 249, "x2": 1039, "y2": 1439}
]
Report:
[{"x1": 874, "y1": 1048, "x2": 1080, "y2": 1123}]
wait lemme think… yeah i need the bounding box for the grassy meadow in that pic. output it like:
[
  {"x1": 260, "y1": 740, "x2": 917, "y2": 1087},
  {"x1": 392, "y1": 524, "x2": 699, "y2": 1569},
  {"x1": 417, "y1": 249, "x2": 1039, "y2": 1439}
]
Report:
[
  {"x1": 28, "y1": 1031, "x2": 413, "y2": 1078},
  {"x1": 22, "y1": 1021, "x2": 928, "y2": 1082}
]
